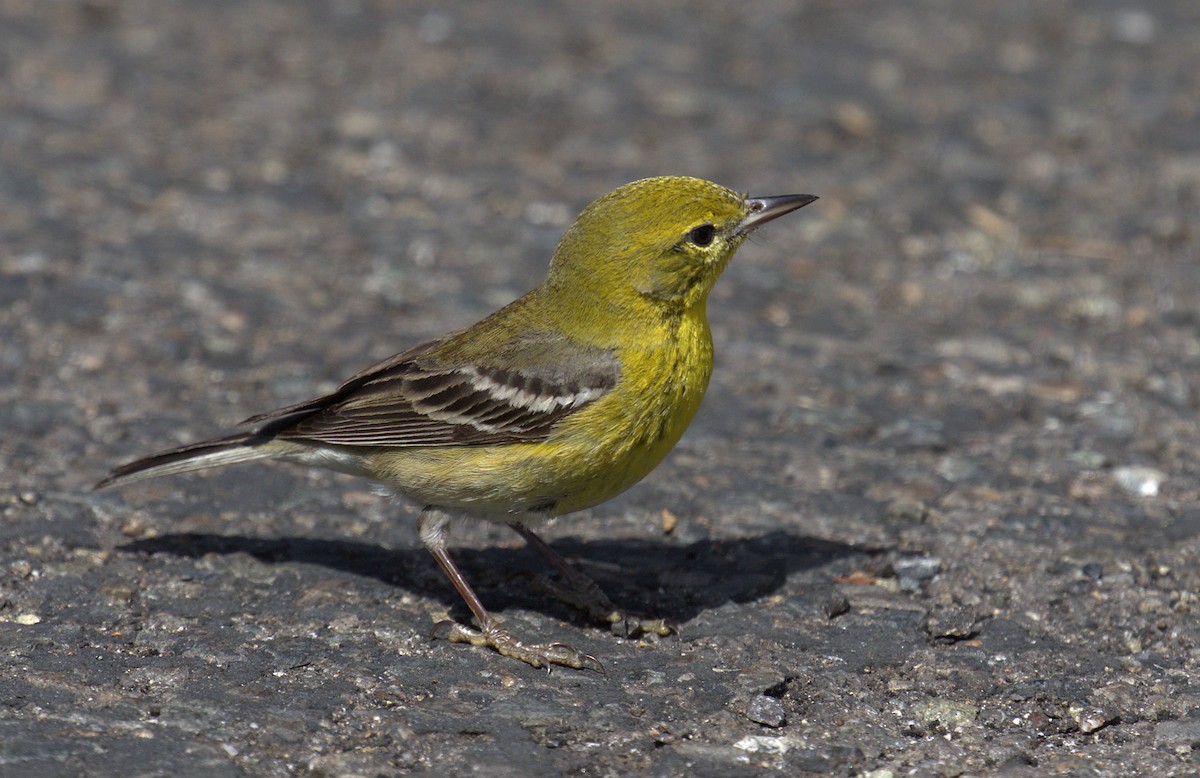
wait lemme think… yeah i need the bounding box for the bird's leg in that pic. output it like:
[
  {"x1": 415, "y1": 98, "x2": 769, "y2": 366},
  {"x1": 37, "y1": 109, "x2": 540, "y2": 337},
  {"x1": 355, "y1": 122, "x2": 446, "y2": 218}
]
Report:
[
  {"x1": 417, "y1": 509, "x2": 602, "y2": 672},
  {"x1": 512, "y1": 523, "x2": 674, "y2": 640}
]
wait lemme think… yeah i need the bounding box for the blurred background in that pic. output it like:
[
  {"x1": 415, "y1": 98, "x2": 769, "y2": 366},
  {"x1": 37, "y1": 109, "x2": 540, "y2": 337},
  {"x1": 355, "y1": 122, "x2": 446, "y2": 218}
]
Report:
[{"x1": 2, "y1": 1, "x2": 1199, "y2": 774}]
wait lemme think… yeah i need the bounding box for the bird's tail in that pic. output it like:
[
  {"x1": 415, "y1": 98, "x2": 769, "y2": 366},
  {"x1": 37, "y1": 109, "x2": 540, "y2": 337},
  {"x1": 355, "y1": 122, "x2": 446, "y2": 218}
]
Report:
[{"x1": 94, "y1": 432, "x2": 276, "y2": 490}]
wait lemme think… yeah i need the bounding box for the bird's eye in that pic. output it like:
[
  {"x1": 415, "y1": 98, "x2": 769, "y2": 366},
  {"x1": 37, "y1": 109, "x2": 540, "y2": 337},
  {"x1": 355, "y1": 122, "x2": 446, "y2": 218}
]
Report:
[{"x1": 687, "y1": 224, "x2": 716, "y2": 247}]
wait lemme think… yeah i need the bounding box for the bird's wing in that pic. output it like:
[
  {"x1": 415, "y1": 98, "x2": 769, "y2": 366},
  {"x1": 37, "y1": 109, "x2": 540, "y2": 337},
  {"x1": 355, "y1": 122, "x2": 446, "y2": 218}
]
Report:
[{"x1": 241, "y1": 332, "x2": 620, "y2": 447}]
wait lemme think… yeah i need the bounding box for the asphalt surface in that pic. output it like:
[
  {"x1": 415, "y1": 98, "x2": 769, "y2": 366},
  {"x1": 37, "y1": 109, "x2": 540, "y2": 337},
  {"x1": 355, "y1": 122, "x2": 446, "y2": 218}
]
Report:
[{"x1": 3, "y1": 1, "x2": 1200, "y2": 775}]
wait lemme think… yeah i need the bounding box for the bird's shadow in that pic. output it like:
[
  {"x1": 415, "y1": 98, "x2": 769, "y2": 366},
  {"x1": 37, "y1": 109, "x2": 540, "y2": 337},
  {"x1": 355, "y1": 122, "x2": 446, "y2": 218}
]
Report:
[{"x1": 120, "y1": 529, "x2": 875, "y2": 627}]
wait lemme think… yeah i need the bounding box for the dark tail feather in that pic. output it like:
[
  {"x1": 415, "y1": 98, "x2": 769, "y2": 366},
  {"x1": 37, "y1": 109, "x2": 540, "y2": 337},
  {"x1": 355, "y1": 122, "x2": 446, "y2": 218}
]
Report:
[{"x1": 94, "y1": 432, "x2": 275, "y2": 490}]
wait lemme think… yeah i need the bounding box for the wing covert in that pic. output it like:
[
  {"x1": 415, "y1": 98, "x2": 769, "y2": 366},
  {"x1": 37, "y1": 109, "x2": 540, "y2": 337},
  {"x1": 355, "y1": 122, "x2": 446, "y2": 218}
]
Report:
[{"x1": 244, "y1": 333, "x2": 619, "y2": 448}]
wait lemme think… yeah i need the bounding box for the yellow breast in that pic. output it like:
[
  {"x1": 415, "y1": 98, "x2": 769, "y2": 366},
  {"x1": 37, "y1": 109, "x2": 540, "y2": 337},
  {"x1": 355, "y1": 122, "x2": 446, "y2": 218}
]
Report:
[{"x1": 543, "y1": 309, "x2": 713, "y2": 513}]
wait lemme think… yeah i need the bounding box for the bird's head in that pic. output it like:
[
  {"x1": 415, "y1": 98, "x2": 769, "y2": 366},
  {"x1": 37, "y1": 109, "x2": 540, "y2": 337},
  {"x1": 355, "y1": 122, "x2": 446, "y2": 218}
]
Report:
[{"x1": 546, "y1": 176, "x2": 816, "y2": 317}]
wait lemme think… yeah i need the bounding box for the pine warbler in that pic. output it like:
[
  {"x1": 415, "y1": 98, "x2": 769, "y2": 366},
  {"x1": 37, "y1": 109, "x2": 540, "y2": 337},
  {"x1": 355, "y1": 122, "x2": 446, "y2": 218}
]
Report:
[{"x1": 97, "y1": 176, "x2": 816, "y2": 670}]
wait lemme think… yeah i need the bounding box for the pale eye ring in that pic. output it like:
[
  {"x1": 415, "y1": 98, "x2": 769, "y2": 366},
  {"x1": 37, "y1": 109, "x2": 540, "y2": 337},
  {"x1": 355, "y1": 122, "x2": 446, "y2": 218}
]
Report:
[{"x1": 687, "y1": 223, "x2": 716, "y2": 247}]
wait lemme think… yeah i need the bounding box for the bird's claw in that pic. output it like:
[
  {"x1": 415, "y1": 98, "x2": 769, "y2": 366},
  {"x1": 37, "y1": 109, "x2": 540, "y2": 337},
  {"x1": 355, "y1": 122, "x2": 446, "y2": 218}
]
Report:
[{"x1": 431, "y1": 618, "x2": 604, "y2": 673}]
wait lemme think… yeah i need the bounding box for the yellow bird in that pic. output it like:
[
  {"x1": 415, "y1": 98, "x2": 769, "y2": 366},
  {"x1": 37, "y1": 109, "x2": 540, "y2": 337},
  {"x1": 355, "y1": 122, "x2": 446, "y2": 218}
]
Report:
[{"x1": 97, "y1": 176, "x2": 817, "y2": 670}]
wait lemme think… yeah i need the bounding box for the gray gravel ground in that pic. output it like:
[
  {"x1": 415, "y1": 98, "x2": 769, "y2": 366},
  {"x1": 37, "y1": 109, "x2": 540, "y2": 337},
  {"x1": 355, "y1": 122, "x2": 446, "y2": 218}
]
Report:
[{"x1": 4, "y1": 1, "x2": 1200, "y2": 775}]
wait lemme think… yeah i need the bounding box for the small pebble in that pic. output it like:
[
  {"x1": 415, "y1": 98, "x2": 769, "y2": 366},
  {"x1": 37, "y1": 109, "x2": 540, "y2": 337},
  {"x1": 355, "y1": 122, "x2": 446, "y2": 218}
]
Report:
[
  {"x1": 1068, "y1": 449, "x2": 1108, "y2": 469},
  {"x1": 923, "y1": 605, "x2": 977, "y2": 640},
  {"x1": 1068, "y1": 703, "x2": 1116, "y2": 734},
  {"x1": 835, "y1": 102, "x2": 877, "y2": 138},
  {"x1": 896, "y1": 556, "x2": 941, "y2": 591},
  {"x1": 1113, "y1": 10, "x2": 1156, "y2": 45},
  {"x1": 910, "y1": 699, "x2": 978, "y2": 729},
  {"x1": 886, "y1": 500, "x2": 927, "y2": 522},
  {"x1": 746, "y1": 694, "x2": 787, "y2": 728},
  {"x1": 733, "y1": 734, "x2": 789, "y2": 754},
  {"x1": 120, "y1": 514, "x2": 148, "y2": 537},
  {"x1": 936, "y1": 455, "x2": 977, "y2": 482},
  {"x1": 660, "y1": 508, "x2": 677, "y2": 535},
  {"x1": 822, "y1": 594, "x2": 851, "y2": 619},
  {"x1": 1113, "y1": 466, "x2": 1165, "y2": 498}
]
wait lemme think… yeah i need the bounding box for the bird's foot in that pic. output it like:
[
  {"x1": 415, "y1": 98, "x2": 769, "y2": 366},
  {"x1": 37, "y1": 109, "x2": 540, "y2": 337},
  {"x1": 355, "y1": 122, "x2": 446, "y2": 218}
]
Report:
[{"x1": 431, "y1": 618, "x2": 604, "y2": 673}]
